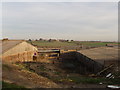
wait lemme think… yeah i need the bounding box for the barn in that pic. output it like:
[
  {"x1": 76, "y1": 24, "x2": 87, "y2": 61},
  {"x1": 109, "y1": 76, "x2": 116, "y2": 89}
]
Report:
[{"x1": 0, "y1": 39, "x2": 38, "y2": 63}]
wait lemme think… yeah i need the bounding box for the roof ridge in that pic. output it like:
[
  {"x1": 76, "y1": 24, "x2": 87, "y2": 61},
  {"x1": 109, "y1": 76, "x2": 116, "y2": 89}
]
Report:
[{"x1": 2, "y1": 41, "x2": 24, "y2": 53}]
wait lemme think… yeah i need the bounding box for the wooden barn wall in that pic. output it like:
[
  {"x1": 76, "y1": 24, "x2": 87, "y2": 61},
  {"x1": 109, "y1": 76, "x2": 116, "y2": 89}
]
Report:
[{"x1": 2, "y1": 51, "x2": 34, "y2": 63}]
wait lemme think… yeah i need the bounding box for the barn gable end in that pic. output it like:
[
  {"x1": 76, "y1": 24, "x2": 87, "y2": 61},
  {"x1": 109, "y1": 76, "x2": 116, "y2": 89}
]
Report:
[{"x1": 0, "y1": 40, "x2": 38, "y2": 63}]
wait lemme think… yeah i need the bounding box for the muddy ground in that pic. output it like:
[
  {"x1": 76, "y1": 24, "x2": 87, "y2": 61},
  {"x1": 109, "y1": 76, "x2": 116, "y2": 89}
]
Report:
[
  {"x1": 2, "y1": 52, "x2": 120, "y2": 89},
  {"x1": 20, "y1": 60, "x2": 119, "y2": 89}
]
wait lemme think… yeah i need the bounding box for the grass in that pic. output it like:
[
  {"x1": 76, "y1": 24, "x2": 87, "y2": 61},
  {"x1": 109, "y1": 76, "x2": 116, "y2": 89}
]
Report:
[
  {"x1": 39, "y1": 65, "x2": 46, "y2": 71},
  {"x1": 66, "y1": 76, "x2": 120, "y2": 84},
  {"x1": 54, "y1": 71, "x2": 61, "y2": 75},
  {"x1": 49, "y1": 74, "x2": 120, "y2": 85},
  {"x1": 2, "y1": 81, "x2": 30, "y2": 90},
  {"x1": 67, "y1": 76, "x2": 105, "y2": 84},
  {"x1": 107, "y1": 78, "x2": 120, "y2": 85},
  {"x1": 27, "y1": 41, "x2": 77, "y2": 47},
  {"x1": 15, "y1": 63, "x2": 35, "y2": 73},
  {"x1": 15, "y1": 63, "x2": 28, "y2": 71},
  {"x1": 27, "y1": 40, "x2": 118, "y2": 47},
  {"x1": 2, "y1": 64, "x2": 12, "y2": 71},
  {"x1": 73, "y1": 41, "x2": 118, "y2": 47}
]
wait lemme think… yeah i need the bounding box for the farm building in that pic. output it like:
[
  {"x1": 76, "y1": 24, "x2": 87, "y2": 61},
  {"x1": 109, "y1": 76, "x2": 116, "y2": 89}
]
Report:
[{"x1": 0, "y1": 39, "x2": 38, "y2": 63}]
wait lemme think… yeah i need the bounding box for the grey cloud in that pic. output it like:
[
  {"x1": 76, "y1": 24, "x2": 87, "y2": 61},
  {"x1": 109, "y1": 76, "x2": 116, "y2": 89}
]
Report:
[{"x1": 2, "y1": 2, "x2": 118, "y2": 41}]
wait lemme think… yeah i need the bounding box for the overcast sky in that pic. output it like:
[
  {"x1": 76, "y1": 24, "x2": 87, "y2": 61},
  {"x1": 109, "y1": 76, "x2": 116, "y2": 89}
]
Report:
[{"x1": 2, "y1": 2, "x2": 118, "y2": 41}]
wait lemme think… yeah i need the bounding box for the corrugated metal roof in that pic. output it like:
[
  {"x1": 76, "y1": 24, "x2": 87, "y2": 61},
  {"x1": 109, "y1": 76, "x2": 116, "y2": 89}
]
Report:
[{"x1": 0, "y1": 40, "x2": 24, "y2": 53}]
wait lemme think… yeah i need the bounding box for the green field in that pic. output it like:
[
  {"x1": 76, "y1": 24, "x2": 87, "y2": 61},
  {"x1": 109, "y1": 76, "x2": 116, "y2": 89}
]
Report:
[
  {"x1": 27, "y1": 41, "x2": 76, "y2": 47},
  {"x1": 2, "y1": 81, "x2": 29, "y2": 89},
  {"x1": 27, "y1": 40, "x2": 118, "y2": 47},
  {"x1": 73, "y1": 41, "x2": 118, "y2": 47}
]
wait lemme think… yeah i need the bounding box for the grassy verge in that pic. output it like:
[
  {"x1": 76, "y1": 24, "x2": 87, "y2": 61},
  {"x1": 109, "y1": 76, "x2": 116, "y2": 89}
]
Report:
[
  {"x1": 27, "y1": 40, "x2": 118, "y2": 47},
  {"x1": 48, "y1": 75, "x2": 120, "y2": 85},
  {"x1": 15, "y1": 63, "x2": 35, "y2": 73},
  {"x1": 27, "y1": 41, "x2": 76, "y2": 47},
  {"x1": 2, "y1": 64, "x2": 12, "y2": 71},
  {"x1": 39, "y1": 65, "x2": 46, "y2": 71},
  {"x1": 2, "y1": 81, "x2": 30, "y2": 90},
  {"x1": 73, "y1": 41, "x2": 118, "y2": 47},
  {"x1": 66, "y1": 76, "x2": 120, "y2": 84}
]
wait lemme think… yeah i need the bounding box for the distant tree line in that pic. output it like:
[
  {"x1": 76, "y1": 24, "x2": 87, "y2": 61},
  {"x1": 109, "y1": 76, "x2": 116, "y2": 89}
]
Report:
[{"x1": 28, "y1": 38, "x2": 74, "y2": 42}]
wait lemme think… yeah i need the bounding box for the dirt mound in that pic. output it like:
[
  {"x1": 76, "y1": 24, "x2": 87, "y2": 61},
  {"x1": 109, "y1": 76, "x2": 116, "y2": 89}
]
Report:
[{"x1": 2, "y1": 63, "x2": 60, "y2": 88}]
